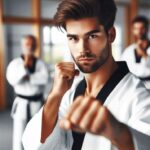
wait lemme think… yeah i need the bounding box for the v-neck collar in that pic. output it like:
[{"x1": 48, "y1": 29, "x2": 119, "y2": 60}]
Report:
[
  {"x1": 21, "y1": 55, "x2": 37, "y2": 73},
  {"x1": 72, "y1": 61, "x2": 129, "y2": 150},
  {"x1": 73, "y1": 61, "x2": 129, "y2": 104}
]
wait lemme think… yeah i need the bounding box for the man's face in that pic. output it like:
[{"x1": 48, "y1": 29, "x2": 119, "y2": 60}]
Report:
[
  {"x1": 132, "y1": 22, "x2": 147, "y2": 40},
  {"x1": 22, "y1": 37, "x2": 35, "y2": 56},
  {"x1": 66, "y1": 17, "x2": 111, "y2": 73}
]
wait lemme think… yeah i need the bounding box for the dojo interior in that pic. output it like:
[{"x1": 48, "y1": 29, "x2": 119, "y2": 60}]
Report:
[{"x1": 0, "y1": 0, "x2": 150, "y2": 149}]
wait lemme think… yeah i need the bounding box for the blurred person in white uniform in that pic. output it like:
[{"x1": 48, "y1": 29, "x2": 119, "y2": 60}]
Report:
[
  {"x1": 122, "y1": 16, "x2": 150, "y2": 88},
  {"x1": 22, "y1": 1, "x2": 150, "y2": 150},
  {"x1": 6, "y1": 35, "x2": 49, "y2": 150}
]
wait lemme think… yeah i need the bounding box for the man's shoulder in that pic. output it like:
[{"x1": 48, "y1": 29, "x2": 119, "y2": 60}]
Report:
[
  {"x1": 36, "y1": 58, "x2": 47, "y2": 66},
  {"x1": 121, "y1": 72, "x2": 149, "y2": 95},
  {"x1": 124, "y1": 72, "x2": 142, "y2": 85},
  {"x1": 126, "y1": 73, "x2": 150, "y2": 107},
  {"x1": 110, "y1": 72, "x2": 150, "y2": 107},
  {"x1": 8, "y1": 57, "x2": 23, "y2": 66},
  {"x1": 124, "y1": 44, "x2": 136, "y2": 53},
  {"x1": 121, "y1": 44, "x2": 136, "y2": 59}
]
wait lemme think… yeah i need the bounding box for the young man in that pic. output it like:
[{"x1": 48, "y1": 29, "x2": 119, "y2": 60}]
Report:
[
  {"x1": 6, "y1": 35, "x2": 49, "y2": 150},
  {"x1": 22, "y1": 1, "x2": 150, "y2": 150},
  {"x1": 122, "y1": 16, "x2": 150, "y2": 89}
]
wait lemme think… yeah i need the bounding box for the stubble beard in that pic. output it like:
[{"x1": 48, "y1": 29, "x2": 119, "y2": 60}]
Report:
[{"x1": 71, "y1": 44, "x2": 110, "y2": 73}]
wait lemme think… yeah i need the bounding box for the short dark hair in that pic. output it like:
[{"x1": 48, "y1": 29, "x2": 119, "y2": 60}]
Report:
[
  {"x1": 132, "y1": 16, "x2": 149, "y2": 30},
  {"x1": 54, "y1": 0, "x2": 117, "y2": 31}
]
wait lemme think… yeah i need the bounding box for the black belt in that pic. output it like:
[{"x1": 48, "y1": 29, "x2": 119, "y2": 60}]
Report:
[
  {"x1": 16, "y1": 94, "x2": 43, "y2": 102},
  {"x1": 139, "y1": 76, "x2": 150, "y2": 81},
  {"x1": 16, "y1": 93, "x2": 44, "y2": 123}
]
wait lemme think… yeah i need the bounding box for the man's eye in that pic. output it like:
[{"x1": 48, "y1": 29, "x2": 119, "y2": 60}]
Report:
[
  {"x1": 89, "y1": 34, "x2": 98, "y2": 39},
  {"x1": 68, "y1": 37, "x2": 78, "y2": 42}
]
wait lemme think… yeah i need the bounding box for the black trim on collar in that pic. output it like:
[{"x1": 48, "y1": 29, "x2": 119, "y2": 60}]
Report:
[
  {"x1": 71, "y1": 61, "x2": 129, "y2": 150},
  {"x1": 96, "y1": 61, "x2": 129, "y2": 103},
  {"x1": 134, "y1": 49, "x2": 141, "y2": 63},
  {"x1": 21, "y1": 55, "x2": 37, "y2": 73}
]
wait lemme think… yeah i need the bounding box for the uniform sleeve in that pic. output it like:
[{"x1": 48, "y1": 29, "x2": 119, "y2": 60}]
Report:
[
  {"x1": 22, "y1": 107, "x2": 70, "y2": 150},
  {"x1": 22, "y1": 108, "x2": 43, "y2": 150},
  {"x1": 129, "y1": 127, "x2": 150, "y2": 150},
  {"x1": 6, "y1": 59, "x2": 28, "y2": 86},
  {"x1": 128, "y1": 88, "x2": 150, "y2": 150},
  {"x1": 29, "y1": 60, "x2": 49, "y2": 85},
  {"x1": 22, "y1": 90, "x2": 74, "y2": 150}
]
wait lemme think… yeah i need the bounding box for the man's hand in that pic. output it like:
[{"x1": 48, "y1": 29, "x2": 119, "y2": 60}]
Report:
[
  {"x1": 24, "y1": 55, "x2": 33, "y2": 68},
  {"x1": 136, "y1": 40, "x2": 148, "y2": 58},
  {"x1": 41, "y1": 62, "x2": 79, "y2": 143},
  {"x1": 52, "y1": 62, "x2": 79, "y2": 96},
  {"x1": 60, "y1": 96, "x2": 134, "y2": 150}
]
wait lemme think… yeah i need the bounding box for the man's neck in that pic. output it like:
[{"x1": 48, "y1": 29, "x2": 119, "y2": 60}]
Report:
[{"x1": 84, "y1": 56, "x2": 118, "y2": 97}]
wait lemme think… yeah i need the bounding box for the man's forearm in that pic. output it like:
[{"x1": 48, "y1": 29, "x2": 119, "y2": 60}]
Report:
[
  {"x1": 40, "y1": 62, "x2": 77, "y2": 143},
  {"x1": 41, "y1": 92, "x2": 63, "y2": 143},
  {"x1": 114, "y1": 124, "x2": 135, "y2": 150}
]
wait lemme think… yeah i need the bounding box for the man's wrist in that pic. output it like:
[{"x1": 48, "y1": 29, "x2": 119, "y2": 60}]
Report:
[
  {"x1": 45, "y1": 89, "x2": 65, "y2": 109},
  {"x1": 50, "y1": 89, "x2": 66, "y2": 98},
  {"x1": 114, "y1": 124, "x2": 134, "y2": 150}
]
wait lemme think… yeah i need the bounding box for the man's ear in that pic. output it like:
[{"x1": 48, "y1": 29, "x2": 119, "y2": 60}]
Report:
[{"x1": 108, "y1": 27, "x2": 116, "y2": 43}]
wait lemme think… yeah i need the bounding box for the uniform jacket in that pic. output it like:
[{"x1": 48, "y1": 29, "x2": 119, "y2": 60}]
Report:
[{"x1": 22, "y1": 62, "x2": 150, "y2": 150}]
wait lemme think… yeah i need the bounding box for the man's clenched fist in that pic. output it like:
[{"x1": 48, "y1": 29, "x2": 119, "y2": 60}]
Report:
[
  {"x1": 60, "y1": 96, "x2": 134, "y2": 150},
  {"x1": 52, "y1": 62, "x2": 79, "y2": 96}
]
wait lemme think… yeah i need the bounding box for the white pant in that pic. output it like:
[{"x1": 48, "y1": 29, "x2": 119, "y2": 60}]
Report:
[
  {"x1": 11, "y1": 97, "x2": 43, "y2": 150},
  {"x1": 13, "y1": 118, "x2": 27, "y2": 150}
]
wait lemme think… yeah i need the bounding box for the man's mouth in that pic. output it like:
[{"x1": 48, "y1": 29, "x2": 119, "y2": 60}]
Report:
[{"x1": 78, "y1": 57, "x2": 95, "y2": 62}]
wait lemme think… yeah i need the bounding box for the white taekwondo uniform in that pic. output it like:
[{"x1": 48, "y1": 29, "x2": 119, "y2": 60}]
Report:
[
  {"x1": 122, "y1": 43, "x2": 150, "y2": 88},
  {"x1": 22, "y1": 62, "x2": 150, "y2": 150},
  {"x1": 6, "y1": 56, "x2": 49, "y2": 150}
]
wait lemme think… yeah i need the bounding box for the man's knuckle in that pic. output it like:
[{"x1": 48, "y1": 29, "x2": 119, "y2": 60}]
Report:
[
  {"x1": 79, "y1": 122, "x2": 87, "y2": 129},
  {"x1": 91, "y1": 125, "x2": 99, "y2": 133},
  {"x1": 70, "y1": 115, "x2": 78, "y2": 124}
]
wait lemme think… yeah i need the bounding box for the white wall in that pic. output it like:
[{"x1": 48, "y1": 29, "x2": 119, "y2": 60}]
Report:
[
  {"x1": 3, "y1": 0, "x2": 32, "y2": 17},
  {"x1": 113, "y1": 5, "x2": 126, "y2": 60},
  {"x1": 41, "y1": 0, "x2": 59, "y2": 19}
]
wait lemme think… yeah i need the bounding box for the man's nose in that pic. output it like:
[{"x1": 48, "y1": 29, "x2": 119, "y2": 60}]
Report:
[{"x1": 78, "y1": 39, "x2": 90, "y2": 53}]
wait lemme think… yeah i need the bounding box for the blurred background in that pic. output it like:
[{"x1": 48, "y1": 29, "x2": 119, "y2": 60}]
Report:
[{"x1": 0, "y1": 0, "x2": 150, "y2": 149}]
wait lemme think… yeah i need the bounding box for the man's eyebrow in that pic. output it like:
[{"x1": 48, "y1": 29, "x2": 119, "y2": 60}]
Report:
[
  {"x1": 85, "y1": 29, "x2": 100, "y2": 36},
  {"x1": 67, "y1": 29, "x2": 100, "y2": 37},
  {"x1": 67, "y1": 34, "x2": 77, "y2": 37}
]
